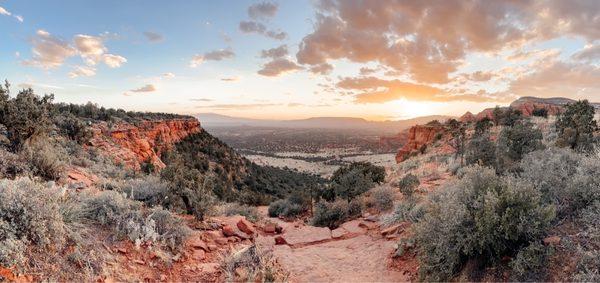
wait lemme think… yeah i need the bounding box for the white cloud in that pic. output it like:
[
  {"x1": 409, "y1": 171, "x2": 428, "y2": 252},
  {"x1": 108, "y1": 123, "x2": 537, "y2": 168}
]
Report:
[
  {"x1": 190, "y1": 49, "x2": 235, "y2": 67},
  {"x1": 68, "y1": 65, "x2": 96, "y2": 78},
  {"x1": 124, "y1": 84, "x2": 157, "y2": 96},
  {"x1": 14, "y1": 15, "x2": 23, "y2": 22},
  {"x1": 0, "y1": 6, "x2": 11, "y2": 16},
  {"x1": 102, "y1": 54, "x2": 127, "y2": 68}
]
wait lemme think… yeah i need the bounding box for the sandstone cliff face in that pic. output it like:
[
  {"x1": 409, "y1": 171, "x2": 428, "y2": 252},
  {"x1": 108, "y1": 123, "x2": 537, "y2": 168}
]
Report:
[
  {"x1": 90, "y1": 118, "x2": 201, "y2": 170},
  {"x1": 395, "y1": 124, "x2": 445, "y2": 163}
]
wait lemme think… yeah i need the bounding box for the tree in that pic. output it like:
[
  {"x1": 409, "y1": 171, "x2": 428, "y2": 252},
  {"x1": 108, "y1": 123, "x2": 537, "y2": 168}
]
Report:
[
  {"x1": 556, "y1": 100, "x2": 598, "y2": 152},
  {"x1": 465, "y1": 134, "x2": 497, "y2": 168},
  {"x1": 331, "y1": 162, "x2": 385, "y2": 185},
  {"x1": 532, "y1": 107, "x2": 548, "y2": 118},
  {"x1": 397, "y1": 173, "x2": 420, "y2": 197},
  {"x1": 447, "y1": 119, "x2": 467, "y2": 166},
  {"x1": 475, "y1": 117, "x2": 493, "y2": 135},
  {"x1": 0, "y1": 88, "x2": 54, "y2": 151},
  {"x1": 332, "y1": 168, "x2": 374, "y2": 202},
  {"x1": 492, "y1": 106, "x2": 503, "y2": 126},
  {"x1": 497, "y1": 120, "x2": 544, "y2": 173}
]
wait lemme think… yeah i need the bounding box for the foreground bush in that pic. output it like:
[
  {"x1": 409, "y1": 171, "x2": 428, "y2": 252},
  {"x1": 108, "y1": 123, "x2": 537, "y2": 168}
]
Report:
[
  {"x1": 220, "y1": 203, "x2": 260, "y2": 222},
  {"x1": 311, "y1": 199, "x2": 362, "y2": 229},
  {"x1": 365, "y1": 186, "x2": 395, "y2": 212},
  {"x1": 415, "y1": 166, "x2": 555, "y2": 281},
  {"x1": 397, "y1": 174, "x2": 419, "y2": 197},
  {"x1": 0, "y1": 178, "x2": 66, "y2": 267},
  {"x1": 381, "y1": 198, "x2": 426, "y2": 227},
  {"x1": 82, "y1": 191, "x2": 190, "y2": 251},
  {"x1": 509, "y1": 241, "x2": 551, "y2": 281}
]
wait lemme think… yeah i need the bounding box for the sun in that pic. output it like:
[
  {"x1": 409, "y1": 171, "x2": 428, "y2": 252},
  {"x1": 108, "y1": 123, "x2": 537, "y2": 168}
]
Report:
[{"x1": 390, "y1": 99, "x2": 435, "y2": 119}]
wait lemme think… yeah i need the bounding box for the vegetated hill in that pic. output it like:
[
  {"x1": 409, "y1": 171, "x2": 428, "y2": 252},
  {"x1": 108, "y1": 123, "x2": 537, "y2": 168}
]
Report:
[
  {"x1": 197, "y1": 112, "x2": 453, "y2": 134},
  {"x1": 396, "y1": 96, "x2": 600, "y2": 162}
]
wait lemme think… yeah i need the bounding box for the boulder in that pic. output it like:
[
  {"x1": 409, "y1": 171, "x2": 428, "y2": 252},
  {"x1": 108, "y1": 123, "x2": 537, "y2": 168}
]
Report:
[
  {"x1": 275, "y1": 236, "x2": 288, "y2": 245},
  {"x1": 222, "y1": 225, "x2": 236, "y2": 237},
  {"x1": 237, "y1": 218, "x2": 256, "y2": 236},
  {"x1": 263, "y1": 222, "x2": 277, "y2": 234}
]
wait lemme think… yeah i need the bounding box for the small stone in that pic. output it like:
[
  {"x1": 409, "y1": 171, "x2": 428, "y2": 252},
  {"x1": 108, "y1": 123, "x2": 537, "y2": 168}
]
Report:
[
  {"x1": 133, "y1": 259, "x2": 145, "y2": 265},
  {"x1": 543, "y1": 236, "x2": 561, "y2": 246},
  {"x1": 116, "y1": 248, "x2": 127, "y2": 254},
  {"x1": 237, "y1": 218, "x2": 256, "y2": 235},
  {"x1": 160, "y1": 275, "x2": 167, "y2": 281},
  {"x1": 274, "y1": 236, "x2": 287, "y2": 245},
  {"x1": 381, "y1": 224, "x2": 401, "y2": 236},
  {"x1": 263, "y1": 222, "x2": 276, "y2": 233},
  {"x1": 215, "y1": 238, "x2": 228, "y2": 245},
  {"x1": 222, "y1": 225, "x2": 236, "y2": 237}
]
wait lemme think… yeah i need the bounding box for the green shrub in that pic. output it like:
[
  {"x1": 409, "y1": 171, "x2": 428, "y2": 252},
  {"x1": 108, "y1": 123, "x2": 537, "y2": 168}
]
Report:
[
  {"x1": 22, "y1": 141, "x2": 65, "y2": 181},
  {"x1": 0, "y1": 178, "x2": 67, "y2": 266},
  {"x1": 465, "y1": 134, "x2": 497, "y2": 168},
  {"x1": 221, "y1": 203, "x2": 260, "y2": 222},
  {"x1": 520, "y1": 148, "x2": 580, "y2": 213},
  {"x1": 510, "y1": 241, "x2": 551, "y2": 281},
  {"x1": 568, "y1": 157, "x2": 600, "y2": 211},
  {"x1": 311, "y1": 199, "x2": 363, "y2": 229},
  {"x1": 496, "y1": 120, "x2": 544, "y2": 173},
  {"x1": 556, "y1": 100, "x2": 598, "y2": 152},
  {"x1": 397, "y1": 174, "x2": 419, "y2": 197},
  {"x1": 55, "y1": 114, "x2": 93, "y2": 145},
  {"x1": 0, "y1": 149, "x2": 29, "y2": 178},
  {"x1": 267, "y1": 199, "x2": 304, "y2": 218},
  {"x1": 311, "y1": 200, "x2": 348, "y2": 229},
  {"x1": 82, "y1": 191, "x2": 189, "y2": 251},
  {"x1": 415, "y1": 166, "x2": 555, "y2": 281},
  {"x1": 367, "y1": 186, "x2": 395, "y2": 212},
  {"x1": 573, "y1": 249, "x2": 600, "y2": 282},
  {"x1": 382, "y1": 198, "x2": 426, "y2": 226},
  {"x1": 117, "y1": 175, "x2": 168, "y2": 207}
]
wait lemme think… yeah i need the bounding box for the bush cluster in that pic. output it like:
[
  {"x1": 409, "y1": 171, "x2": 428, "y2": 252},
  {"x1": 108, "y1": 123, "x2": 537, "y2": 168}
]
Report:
[
  {"x1": 82, "y1": 191, "x2": 190, "y2": 251},
  {"x1": 311, "y1": 199, "x2": 363, "y2": 229},
  {"x1": 397, "y1": 173, "x2": 419, "y2": 197},
  {"x1": 0, "y1": 178, "x2": 67, "y2": 267},
  {"x1": 415, "y1": 165, "x2": 555, "y2": 281},
  {"x1": 364, "y1": 186, "x2": 395, "y2": 212}
]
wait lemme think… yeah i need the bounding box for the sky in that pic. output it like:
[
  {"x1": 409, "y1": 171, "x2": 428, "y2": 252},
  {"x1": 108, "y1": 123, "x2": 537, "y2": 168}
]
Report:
[{"x1": 0, "y1": 0, "x2": 599, "y2": 121}]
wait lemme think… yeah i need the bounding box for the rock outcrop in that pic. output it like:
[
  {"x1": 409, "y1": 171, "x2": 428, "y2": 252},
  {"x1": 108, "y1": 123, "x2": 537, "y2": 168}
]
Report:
[
  {"x1": 395, "y1": 124, "x2": 445, "y2": 163},
  {"x1": 90, "y1": 118, "x2": 200, "y2": 170}
]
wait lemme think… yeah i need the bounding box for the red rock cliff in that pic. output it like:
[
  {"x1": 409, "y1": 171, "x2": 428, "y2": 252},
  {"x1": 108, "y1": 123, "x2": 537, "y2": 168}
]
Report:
[
  {"x1": 90, "y1": 118, "x2": 201, "y2": 170},
  {"x1": 395, "y1": 124, "x2": 445, "y2": 163}
]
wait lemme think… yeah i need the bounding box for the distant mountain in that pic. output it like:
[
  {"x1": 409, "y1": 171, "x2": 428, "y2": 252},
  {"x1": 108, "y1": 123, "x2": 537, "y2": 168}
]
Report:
[
  {"x1": 510, "y1": 96, "x2": 600, "y2": 109},
  {"x1": 195, "y1": 113, "x2": 453, "y2": 133}
]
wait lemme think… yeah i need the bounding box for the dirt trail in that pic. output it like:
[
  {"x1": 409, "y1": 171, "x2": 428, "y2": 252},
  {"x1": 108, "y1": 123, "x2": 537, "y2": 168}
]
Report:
[{"x1": 256, "y1": 212, "x2": 413, "y2": 282}]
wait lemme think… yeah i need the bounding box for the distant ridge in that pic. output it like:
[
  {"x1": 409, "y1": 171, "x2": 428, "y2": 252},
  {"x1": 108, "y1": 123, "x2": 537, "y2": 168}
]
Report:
[{"x1": 196, "y1": 113, "x2": 453, "y2": 133}]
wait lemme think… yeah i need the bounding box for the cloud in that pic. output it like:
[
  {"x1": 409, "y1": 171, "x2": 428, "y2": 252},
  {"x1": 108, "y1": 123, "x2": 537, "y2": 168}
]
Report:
[
  {"x1": 572, "y1": 44, "x2": 600, "y2": 62},
  {"x1": 143, "y1": 31, "x2": 164, "y2": 43},
  {"x1": 68, "y1": 65, "x2": 96, "y2": 78},
  {"x1": 102, "y1": 54, "x2": 127, "y2": 68},
  {"x1": 190, "y1": 49, "x2": 235, "y2": 67},
  {"x1": 458, "y1": 71, "x2": 495, "y2": 82},
  {"x1": 73, "y1": 34, "x2": 106, "y2": 64},
  {"x1": 190, "y1": 98, "x2": 213, "y2": 102},
  {"x1": 297, "y1": 1, "x2": 600, "y2": 84},
  {"x1": 239, "y1": 20, "x2": 287, "y2": 40},
  {"x1": 124, "y1": 84, "x2": 157, "y2": 96},
  {"x1": 0, "y1": 6, "x2": 10, "y2": 16},
  {"x1": 258, "y1": 58, "x2": 303, "y2": 77},
  {"x1": 14, "y1": 15, "x2": 23, "y2": 22},
  {"x1": 248, "y1": 2, "x2": 278, "y2": 19},
  {"x1": 309, "y1": 63, "x2": 333, "y2": 75},
  {"x1": 260, "y1": 45, "x2": 288, "y2": 58},
  {"x1": 23, "y1": 30, "x2": 126, "y2": 71},
  {"x1": 506, "y1": 61, "x2": 600, "y2": 100},
  {"x1": 162, "y1": 72, "x2": 175, "y2": 78},
  {"x1": 221, "y1": 77, "x2": 239, "y2": 82},
  {"x1": 22, "y1": 30, "x2": 76, "y2": 69},
  {"x1": 336, "y1": 76, "x2": 505, "y2": 103},
  {"x1": 359, "y1": 67, "x2": 377, "y2": 76},
  {"x1": 196, "y1": 103, "x2": 280, "y2": 110}
]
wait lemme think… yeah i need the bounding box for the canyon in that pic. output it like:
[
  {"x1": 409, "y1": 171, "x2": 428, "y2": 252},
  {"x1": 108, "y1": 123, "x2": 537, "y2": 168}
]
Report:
[{"x1": 90, "y1": 118, "x2": 201, "y2": 170}]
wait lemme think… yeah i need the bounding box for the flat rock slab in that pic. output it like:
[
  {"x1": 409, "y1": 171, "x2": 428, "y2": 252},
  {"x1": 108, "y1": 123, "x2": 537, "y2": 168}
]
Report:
[
  {"x1": 332, "y1": 220, "x2": 367, "y2": 239},
  {"x1": 273, "y1": 235, "x2": 407, "y2": 282},
  {"x1": 281, "y1": 225, "x2": 331, "y2": 247}
]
